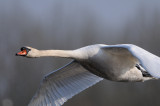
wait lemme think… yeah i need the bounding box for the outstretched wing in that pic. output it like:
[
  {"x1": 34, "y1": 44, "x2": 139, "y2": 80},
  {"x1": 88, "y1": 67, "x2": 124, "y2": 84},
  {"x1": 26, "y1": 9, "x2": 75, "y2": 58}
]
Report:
[
  {"x1": 102, "y1": 44, "x2": 160, "y2": 78},
  {"x1": 28, "y1": 61, "x2": 103, "y2": 106}
]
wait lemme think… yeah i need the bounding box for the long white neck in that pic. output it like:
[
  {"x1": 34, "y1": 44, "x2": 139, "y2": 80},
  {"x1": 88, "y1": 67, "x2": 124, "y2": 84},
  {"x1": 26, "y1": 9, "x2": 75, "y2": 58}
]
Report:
[
  {"x1": 27, "y1": 46, "x2": 87, "y2": 59},
  {"x1": 38, "y1": 50, "x2": 75, "y2": 58}
]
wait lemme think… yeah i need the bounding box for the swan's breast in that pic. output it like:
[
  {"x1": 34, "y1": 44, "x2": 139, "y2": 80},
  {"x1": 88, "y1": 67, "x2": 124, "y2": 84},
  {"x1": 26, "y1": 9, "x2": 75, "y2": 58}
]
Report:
[
  {"x1": 80, "y1": 59, "x2": 143, "y2": 81},
  {"x1": 79, "y1": 59, "x2": 119, "y2": 81},
  {"x1": 78, "y1": 48, "x2": 143, "y2": 81}
]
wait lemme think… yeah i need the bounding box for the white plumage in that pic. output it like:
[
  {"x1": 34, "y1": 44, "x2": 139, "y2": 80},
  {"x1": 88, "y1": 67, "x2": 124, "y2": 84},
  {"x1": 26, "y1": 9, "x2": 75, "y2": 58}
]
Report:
[
  {"x1": 16, "y1": 44, "x2": 160, "y2": 106},
  {"x1": 28, "y1": 61, "x2": 103, "y2": 106}
]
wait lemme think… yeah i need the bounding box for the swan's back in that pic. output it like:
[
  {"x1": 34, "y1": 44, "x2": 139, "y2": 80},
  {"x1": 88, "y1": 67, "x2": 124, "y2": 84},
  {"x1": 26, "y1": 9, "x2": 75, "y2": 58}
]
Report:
[{"x1": 73, "y1": 44, "x2": 104, "y2": 60}]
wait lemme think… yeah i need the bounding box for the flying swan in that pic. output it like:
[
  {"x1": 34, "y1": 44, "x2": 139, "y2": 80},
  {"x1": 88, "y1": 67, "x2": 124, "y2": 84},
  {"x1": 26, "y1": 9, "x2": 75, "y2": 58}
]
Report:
[{"x1": 16, "y1": 44, "x2": 160, "y2": 106}]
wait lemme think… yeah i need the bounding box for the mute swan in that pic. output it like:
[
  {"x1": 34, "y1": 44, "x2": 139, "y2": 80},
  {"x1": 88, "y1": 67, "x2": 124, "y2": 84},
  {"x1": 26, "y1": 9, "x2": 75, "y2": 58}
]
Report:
[{"x1": 16, "y1": 44, "x2": 160, "y2": 106}]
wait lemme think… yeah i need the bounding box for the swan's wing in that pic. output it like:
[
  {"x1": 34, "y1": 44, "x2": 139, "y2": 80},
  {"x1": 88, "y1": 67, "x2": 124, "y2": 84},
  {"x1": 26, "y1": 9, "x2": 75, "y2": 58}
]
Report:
[
  {"x1": 102, "y1": 44, "x2": 160, "y2": 78},
  {"x1": 28, "y1": 61, "x2": 103, "y2": 106}
]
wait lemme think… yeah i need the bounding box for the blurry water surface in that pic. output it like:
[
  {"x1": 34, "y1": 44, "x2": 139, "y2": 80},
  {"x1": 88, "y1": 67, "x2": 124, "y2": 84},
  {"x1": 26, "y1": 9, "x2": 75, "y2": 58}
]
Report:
[{"x1": 0, "y1": 0, "x2": 160, "y2": 106}]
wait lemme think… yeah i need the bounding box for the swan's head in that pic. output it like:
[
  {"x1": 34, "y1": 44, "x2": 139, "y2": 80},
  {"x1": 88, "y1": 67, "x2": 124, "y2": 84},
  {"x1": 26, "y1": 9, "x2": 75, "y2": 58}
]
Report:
[{"x1": 16, "y1": 46, "x2": 39, "y2": 58}]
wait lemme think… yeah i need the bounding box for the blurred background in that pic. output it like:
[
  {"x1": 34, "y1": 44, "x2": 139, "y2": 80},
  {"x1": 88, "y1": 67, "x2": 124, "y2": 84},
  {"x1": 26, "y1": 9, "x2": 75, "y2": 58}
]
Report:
[{"x1": 0, "y1": 0, "x2": 160, "y2": 106}]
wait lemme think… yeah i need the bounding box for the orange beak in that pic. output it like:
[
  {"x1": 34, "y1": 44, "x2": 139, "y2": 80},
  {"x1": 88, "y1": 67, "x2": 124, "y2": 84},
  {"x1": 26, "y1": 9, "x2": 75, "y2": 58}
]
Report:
[{"x1": 16, "y1": 49, "x2": 27, "y2": 56}]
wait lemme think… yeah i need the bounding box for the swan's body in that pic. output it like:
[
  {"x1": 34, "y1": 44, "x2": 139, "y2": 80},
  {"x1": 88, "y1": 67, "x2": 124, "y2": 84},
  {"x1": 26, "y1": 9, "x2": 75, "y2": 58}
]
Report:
[{"x1": 16, "y1": 44, "x2": 160, "y2": 106}]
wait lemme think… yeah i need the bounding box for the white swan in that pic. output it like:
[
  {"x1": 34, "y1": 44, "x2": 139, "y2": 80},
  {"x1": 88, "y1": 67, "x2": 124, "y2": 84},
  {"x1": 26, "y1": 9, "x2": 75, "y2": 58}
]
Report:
[{"x1": 16, "y1": 44, "x2": 160, "y2": 106}]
